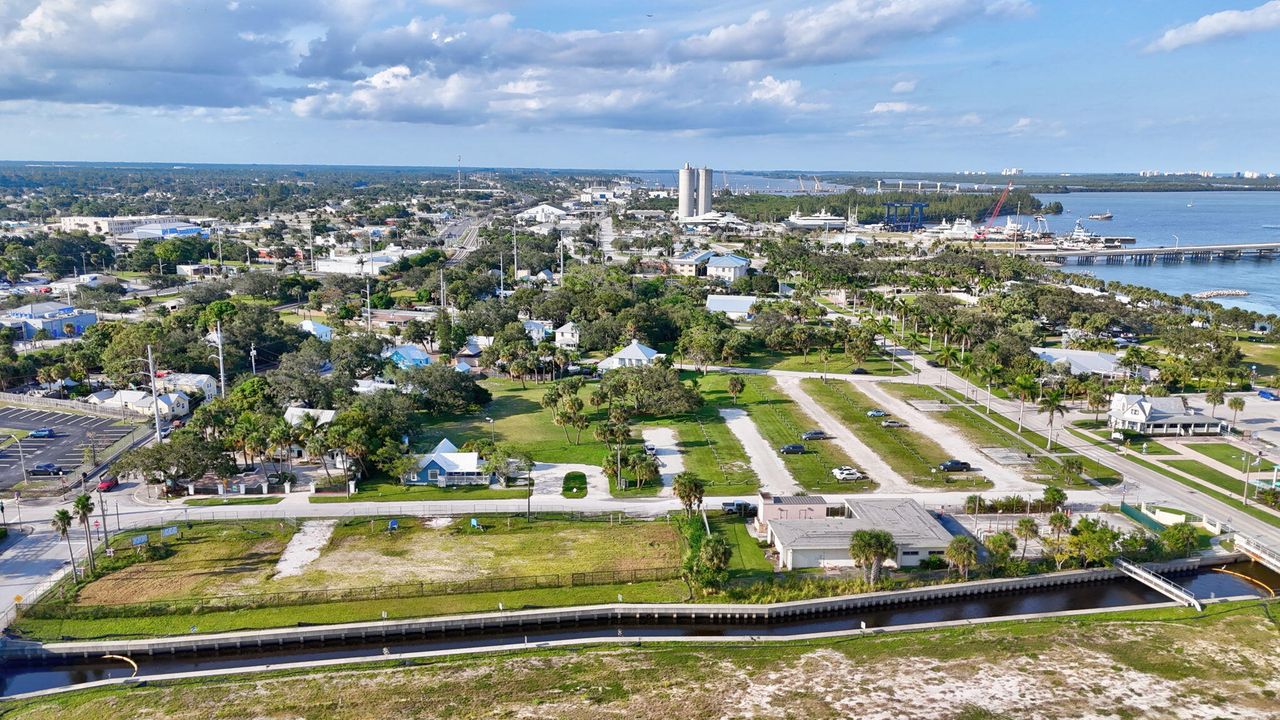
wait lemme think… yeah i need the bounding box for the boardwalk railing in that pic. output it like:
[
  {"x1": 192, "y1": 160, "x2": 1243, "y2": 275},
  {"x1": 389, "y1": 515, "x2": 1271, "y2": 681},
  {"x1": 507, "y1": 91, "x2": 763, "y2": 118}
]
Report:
[
  {"x1": 1114, "y1": 557, "x2": 1202, "y2": 611},
  {"x1": 17, "y1": 566, "x2": 682, "y2": 621},
  {"x1": 1235, "y1": 534, "x2": 1280, "y2": 574}
]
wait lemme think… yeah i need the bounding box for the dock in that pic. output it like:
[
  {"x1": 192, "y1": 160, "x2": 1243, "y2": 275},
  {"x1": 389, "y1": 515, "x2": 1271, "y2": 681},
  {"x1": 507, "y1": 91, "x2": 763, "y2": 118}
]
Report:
[
  {"x1": 1235, "y1": 534, "x2": 1280, "y2": 575},
  {"x1": 1113, "y1": 557, "x2": 1202, "y2": 611},
  {"x1": 1013, "y1": 241, "x2": 1280, "y2": 265}
]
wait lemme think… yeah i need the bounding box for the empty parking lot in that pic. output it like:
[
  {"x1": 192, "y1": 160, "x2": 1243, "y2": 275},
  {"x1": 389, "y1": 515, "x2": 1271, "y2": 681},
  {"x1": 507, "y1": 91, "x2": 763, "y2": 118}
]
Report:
[{"x1": 0, "y1": 407, "x2": 138, "y2": 489}]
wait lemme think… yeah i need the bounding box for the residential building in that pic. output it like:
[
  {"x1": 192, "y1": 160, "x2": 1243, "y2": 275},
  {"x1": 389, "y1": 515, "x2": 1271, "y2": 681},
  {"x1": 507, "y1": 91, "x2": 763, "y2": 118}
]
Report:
[
  {"x1": 523, "y1": 320, "x2": 554, "y2": 343},
  {"x1": 0, "y1": 302, "x2": 97, "y2": 340},
  {"x1": 669, "y1": 249, "x2": 716, "y2": 277},
  {"x1": 704, "y1": 254, "x2": 750, "y2": 283},
  {"x1": 554, "y1": 322, "x2": 580, "y2": 350},
  {"x1": 1108, "y1": 394, "x2": 1224, "y2": 436},
  {"x1": 705, "y1": 294, "x2": 757, "y2": 321},
  {"x1": 766, "y1": 498, "x2": 952, "y2": 570},
  {"x1": 176, "y1": 264, "x2": 219, "y2": 277},
  {"x1": 598, "y1": 339, "x2": 664, "y2": 370},
  {"x1": 99, "y1": 390, "x2": 190, "y2": 422},
  {"x1": 456, "y1": 335, "x2": 494, "y2": 359},
  {"x1": 155, "y1": 372, "x2": 218, "y2": 400},
  {"x1": 300, "y1": 319, "x2": 333, "y2": 342},
  {"x1": 409, "y1": 438, "x2": 492, "y2": 487},
  {"x1": 382, "y1": 344, "x2": 432, "y2": 369},
  {"x1": 352, "y1": 378, "x2": 399, "y2": 394},
  {"x1": 283, "y1": 407, "x2": 349, "y2": 470}
]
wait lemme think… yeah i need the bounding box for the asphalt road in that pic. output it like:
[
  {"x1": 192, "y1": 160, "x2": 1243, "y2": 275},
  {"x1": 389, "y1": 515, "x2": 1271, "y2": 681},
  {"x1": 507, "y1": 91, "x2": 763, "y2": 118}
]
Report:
[{"x1": 0, "y1": 408, "x2": 136, "y2": 489}]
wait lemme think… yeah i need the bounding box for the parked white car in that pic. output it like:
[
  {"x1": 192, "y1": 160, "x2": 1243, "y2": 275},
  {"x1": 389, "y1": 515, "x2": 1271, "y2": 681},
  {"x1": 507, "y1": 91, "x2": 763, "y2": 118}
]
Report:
[{"x1": 831, "y1": 466, "x2": 864, "y2": 481}]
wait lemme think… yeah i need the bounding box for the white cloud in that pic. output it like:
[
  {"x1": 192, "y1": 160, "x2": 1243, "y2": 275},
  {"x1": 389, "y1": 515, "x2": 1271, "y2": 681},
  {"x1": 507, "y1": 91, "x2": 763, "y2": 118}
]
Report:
[
  {"x1": 748, "y1": 75, "x2": 806, "y2": 107},
  {"x1": 1147, "y1": 0, "x2": 1280, "y2": 52},
  {"x1": 1008, "y1": 116, "x2": 1034, "y2": 133},
  {"x1": 891, "y1": 79, "x2": 917, "y2": 94},
  {"x1": 870, "y1": 101, "x2": 926, "y2": 113}
]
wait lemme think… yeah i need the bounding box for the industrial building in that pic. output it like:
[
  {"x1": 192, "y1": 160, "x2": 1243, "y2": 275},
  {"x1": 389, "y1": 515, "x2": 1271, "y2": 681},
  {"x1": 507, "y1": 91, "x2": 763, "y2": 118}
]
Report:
[
  {"x1": 0, "y1": 302, "x2": 98, "y2": 340},
  {"x1": 59, "y1": 215, "x2": 187, "y2": 235},
  {"x1": 676, "y1": 163, "x2": 715, "y2": 220}
]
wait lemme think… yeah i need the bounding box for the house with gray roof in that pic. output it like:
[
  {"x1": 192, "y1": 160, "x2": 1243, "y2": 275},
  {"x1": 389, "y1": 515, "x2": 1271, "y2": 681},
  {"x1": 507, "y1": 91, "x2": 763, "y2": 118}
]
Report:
[
  {"x1": 766, "y1": 497, "x2": 952, "y2": 570},
  {"x1": 1033, "y1": 347, "x2": 1152, "y2": 380},
  {"x1": 705, "y1": 294, "x2": 758, "y2": 321},
  {"x1": 597, "y1": 339, "x2": 664, "y2": 371}
]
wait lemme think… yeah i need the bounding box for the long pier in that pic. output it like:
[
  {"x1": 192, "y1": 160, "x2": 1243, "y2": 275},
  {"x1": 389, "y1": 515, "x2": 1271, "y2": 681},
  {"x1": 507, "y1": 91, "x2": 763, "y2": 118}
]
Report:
[{"x1": 1015, "y1": 241, "x2": 1280, "y2": 265}]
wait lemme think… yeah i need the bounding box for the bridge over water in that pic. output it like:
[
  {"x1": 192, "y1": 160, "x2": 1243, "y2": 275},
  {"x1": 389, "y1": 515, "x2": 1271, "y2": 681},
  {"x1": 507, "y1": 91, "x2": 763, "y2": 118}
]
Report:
[{"x1": 1014, "y1": 241, "x2": 1280, "y2": 265}]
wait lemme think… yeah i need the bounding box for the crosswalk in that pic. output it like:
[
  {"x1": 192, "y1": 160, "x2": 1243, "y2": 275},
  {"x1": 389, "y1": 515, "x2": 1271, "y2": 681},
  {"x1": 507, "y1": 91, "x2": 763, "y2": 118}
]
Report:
[{"x1": 0, "y1": 407, "x2": 137, "y2": 484}]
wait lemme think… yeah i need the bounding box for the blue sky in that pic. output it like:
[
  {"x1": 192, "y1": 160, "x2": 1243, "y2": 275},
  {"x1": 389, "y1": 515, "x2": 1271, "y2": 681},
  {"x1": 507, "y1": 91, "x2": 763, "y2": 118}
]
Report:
[{"x1": 2, "y1": 0, "x2": 1278, "y2": 172}]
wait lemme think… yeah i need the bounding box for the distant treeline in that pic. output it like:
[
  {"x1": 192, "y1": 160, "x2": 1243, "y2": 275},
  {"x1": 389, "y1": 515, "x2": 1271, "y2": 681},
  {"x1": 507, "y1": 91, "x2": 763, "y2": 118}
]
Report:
[{"x1": 713, "y1": 189, "x2": 1045, "y2": 223}]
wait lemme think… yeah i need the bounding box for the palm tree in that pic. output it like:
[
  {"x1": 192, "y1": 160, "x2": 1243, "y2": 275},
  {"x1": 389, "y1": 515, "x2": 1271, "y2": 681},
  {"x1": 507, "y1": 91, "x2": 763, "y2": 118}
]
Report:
[
  {"x1": 936, "y1": 345, "x2": 959, "y2": 389},
  {"x1": 673, "y1": 472, "x2": 705, "y2": 517},
  {"x1": 1037, "y1": 389, "x2": 1068, "y2": 450},
  {"x1": 1205, "y1": 386, "x2": 1225, "y2": 419},
  {"x1": 978, "y1": 363, "x2": 1002, "y2": 414},
  {"x1": 848, "y1": 529, "x2": 898, "y2": 587},
  {"x1": 72, "y1": 494, "x2": 97, "y2": 576},
  {"x1": 986, "y1": 531, "x2": 1016, "y2": 569},
  {"x1": 944, "y1": 535, "x2": 978, "y2": 579},
  {"x1": 1048, "y1": 511, "x2": 1071, "y2": 541},
  {"x1": 306, "y1": 431, "x2": 334, "y2": 482},
  {"x1": 1227, "y1": 396, "x2": 1246, "y2": 430},
  {"x1": 1014, "y1": 517, "x2": 1039, "y2": 561},
  {"x1": 727, "y1": 376, "x2": 745, "y2": 405},
  {"x1": 1012, "y1": 374, "x2": 1038, "y2": 432},
  {"x1": 51, "y1": 509, "x2": 79, "y2": 583}
]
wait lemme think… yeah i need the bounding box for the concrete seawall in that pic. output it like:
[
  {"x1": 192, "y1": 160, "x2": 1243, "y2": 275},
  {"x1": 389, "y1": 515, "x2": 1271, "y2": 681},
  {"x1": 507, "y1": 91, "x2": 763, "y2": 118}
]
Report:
[{"x1": 3, "y1": 555, "x2": 1233, "y2": 662}]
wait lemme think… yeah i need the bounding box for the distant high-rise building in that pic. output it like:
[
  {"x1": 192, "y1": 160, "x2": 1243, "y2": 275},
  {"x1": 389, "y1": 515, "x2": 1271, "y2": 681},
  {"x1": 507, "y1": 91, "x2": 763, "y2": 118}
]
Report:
[
  {"x1": 677, "y1": 163, "x2": 697, "y2": 220},
  {"x1": 696, "y1": 167, "x2": 714, "y2": 215}
]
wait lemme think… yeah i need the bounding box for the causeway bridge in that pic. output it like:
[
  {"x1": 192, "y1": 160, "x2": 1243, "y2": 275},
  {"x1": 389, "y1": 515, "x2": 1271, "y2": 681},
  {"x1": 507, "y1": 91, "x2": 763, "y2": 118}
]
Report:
[{"x1": 1015, "y1": 241, "x2": 1280, "y2": 265}]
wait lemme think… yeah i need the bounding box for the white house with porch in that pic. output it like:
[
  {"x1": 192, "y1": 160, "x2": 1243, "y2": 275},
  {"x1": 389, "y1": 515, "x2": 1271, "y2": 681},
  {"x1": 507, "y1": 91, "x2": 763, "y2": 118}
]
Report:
[
  {"x1": 1108, "y1": 393, "x2": 1224, "y2": 436},
  {"x1": 598, "y1": 339, "x2": 664, "y2": 371}
]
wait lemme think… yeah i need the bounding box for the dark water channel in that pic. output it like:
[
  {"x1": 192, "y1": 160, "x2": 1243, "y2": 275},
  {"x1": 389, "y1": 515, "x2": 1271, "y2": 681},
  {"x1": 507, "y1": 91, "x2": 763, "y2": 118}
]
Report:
[{"x1": 3, "y1": 562, "x2": 1277, "y2": 697}]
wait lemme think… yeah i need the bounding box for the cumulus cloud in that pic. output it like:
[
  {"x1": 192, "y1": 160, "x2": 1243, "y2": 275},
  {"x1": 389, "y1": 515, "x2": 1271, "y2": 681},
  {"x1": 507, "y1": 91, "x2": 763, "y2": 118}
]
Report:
[
  {"x1": 870, "y1": 101, "x2": 926, "y2": 113},
  {"x1": 891, "y1": 79, "x2": 917, "y2": 94},
  {"x1": 1146, "y1": 0, "x2": 1280, "y2": 52}
]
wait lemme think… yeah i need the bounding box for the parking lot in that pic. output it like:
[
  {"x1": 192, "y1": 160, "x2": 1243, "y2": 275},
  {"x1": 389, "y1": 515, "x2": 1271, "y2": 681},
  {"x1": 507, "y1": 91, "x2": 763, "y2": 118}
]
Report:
[{"x1": 0, "y1": 407, "x2": 138, "y2": 489}]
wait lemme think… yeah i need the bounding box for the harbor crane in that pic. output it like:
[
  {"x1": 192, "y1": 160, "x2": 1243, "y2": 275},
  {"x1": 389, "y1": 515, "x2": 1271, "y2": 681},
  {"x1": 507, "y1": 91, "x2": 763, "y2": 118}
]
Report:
[{"x1": 976, "y1": 181, "x2": 1014, "y2": 239}]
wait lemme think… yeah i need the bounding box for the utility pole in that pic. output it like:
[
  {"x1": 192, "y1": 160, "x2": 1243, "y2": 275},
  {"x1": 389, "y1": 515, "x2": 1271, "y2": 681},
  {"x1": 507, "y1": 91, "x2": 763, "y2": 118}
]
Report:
[
  {"x1": 512, "y1": 231, "x2": 518, "y2": 282},
  {"x1": 308, "y1": 224, "x2": 316, "y2": 272},
  {"x1": 215, "y1": 320, "x2": 227, "y2": 397},
  {"x1": 559, "y1": 240, "x2": 564, "y2": 284},
  {"x1": 499, "y1": 251, "x2": 504, "y2": 295},
  {"x1": 97, "y1": 488, "x2": 108, "y2": 544},
  {"x1": 439, "y1": 269, "x2": 446, "y2": 311},
  {"x1": 250, "y1": 343, "x2": 258, "y2": 374},
  {"x1": 145, "y1": 344, "x2": 162, "y2": 443}
]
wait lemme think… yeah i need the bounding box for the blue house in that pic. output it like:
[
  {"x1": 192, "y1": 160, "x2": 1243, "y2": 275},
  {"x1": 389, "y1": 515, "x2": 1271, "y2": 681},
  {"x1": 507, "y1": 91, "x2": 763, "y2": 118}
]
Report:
[
  {"x1": 408, "y1": 439, "x2": 492, "y2": 487},
  {"x1": 0, "y1": 302, "x2": 97, "y2": 340},
  {"x1": 382, "y1": 344, "x2": 431, "y2": 369}
]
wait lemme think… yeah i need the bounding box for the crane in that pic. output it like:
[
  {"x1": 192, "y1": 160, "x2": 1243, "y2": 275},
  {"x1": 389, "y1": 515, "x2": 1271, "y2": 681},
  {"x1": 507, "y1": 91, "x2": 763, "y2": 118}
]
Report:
[{"x1": 977, "y1": 181, "x2": 1014, "y2": 239}]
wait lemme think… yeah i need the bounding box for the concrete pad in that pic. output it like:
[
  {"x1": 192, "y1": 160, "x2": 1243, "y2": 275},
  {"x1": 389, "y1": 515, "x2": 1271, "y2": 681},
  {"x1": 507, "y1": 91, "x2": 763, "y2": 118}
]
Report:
[{"x1": 981, "y1": 447, "x2": 1036, "y2": 465}]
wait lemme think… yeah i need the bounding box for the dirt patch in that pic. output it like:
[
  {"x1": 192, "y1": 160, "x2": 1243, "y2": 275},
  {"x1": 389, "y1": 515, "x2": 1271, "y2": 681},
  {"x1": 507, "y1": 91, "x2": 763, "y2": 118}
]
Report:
[{"x1": 272, "y1": 520, "x2": 336, "y2": 579}]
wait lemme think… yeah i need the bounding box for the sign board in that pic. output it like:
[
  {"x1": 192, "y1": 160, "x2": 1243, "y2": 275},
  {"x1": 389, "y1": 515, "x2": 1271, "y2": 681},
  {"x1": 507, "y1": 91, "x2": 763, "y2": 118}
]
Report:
[
  {"x1": 161, "y1": 526, "x2": 178, "y2": 538},
  {"x1": 387, "y1": 519, "x2": 398, "y2": 531},
  {"x1": 131, "y1": 535, "x2": 148, "y2": 547}
]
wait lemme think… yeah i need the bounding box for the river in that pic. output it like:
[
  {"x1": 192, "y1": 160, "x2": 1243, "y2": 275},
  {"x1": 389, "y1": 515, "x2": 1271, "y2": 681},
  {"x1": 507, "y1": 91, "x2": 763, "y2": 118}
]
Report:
[{"x1": 1016, "y1": 191, "x2": 1280, "y2": 314}]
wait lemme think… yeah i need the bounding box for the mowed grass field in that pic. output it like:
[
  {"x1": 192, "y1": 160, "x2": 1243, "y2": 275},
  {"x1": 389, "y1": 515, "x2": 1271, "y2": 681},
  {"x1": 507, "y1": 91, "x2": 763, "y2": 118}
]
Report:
[
  {"x1": 418, "y1": 377, "x2": 758, "y2": 497},
  {"x1": 697, "y1": 372, "x2": 868, "y2": 493},
  {"x1": 272, "y1": 516, "x2": 682, "y2": 591},
  {"x1": 1184, "y1": 442, "x2": 1280, "y2": 472},
  {"x1": 738, "y1": 347, "x2": 906, "y2": 377}
]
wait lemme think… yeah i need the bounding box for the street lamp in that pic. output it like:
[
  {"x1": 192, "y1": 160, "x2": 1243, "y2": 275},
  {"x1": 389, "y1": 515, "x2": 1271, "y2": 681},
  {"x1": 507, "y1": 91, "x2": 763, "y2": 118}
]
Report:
[
  {"x1": 10, "y1": 434, "x2": 28, "y2": 485},
  {"x1": 485, "y1": 417, "x2": 495, "y2": 444}
]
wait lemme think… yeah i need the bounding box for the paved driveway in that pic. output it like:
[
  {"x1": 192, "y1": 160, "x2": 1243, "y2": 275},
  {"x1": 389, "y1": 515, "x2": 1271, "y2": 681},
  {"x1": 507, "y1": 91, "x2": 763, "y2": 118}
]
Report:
[
  {"x1": 0, "y1": 407, "x2": 136, "y2": 489},
  {"x1": 719, "y1": 408, "x2": 801, "y2": 495}
]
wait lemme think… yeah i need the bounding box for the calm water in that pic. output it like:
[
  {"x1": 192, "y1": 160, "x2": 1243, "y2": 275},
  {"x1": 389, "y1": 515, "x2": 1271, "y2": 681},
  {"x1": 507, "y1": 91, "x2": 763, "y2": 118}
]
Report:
[{"x1": 1022, "y1": 191, "x2": 1280, "y2": 314}]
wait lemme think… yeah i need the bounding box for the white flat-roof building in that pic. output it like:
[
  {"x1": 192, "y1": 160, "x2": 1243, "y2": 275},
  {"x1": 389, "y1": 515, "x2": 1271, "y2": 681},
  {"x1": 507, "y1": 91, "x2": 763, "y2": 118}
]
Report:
[
  {"x1": 156, "y1": 372, "x2": 218, "y2": 400},
  {"x1": 516, "y1": 204, "x2": 568, "y2": 224},
  {"x1": 314, "y1": 245, "x2": 422, "y2": 275},
  {"x1": 0, "y1": 302, "x2": 97, "y2": 340},
  {"x1": 705, "y1": 294, "x2": 757, "y2": 321},
  {"x1": 59, "y1": 215, "x2": 185, "y2": 235},
  {"x1": 767, "y1": 498, "x2": 952, "y2": 570}
]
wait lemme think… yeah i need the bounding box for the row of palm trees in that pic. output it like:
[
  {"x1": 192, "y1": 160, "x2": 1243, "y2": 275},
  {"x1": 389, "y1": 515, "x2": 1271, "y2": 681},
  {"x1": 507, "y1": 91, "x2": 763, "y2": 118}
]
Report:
[{"x1": 49, "y1": 494, "x2": 98, "y2": 583}]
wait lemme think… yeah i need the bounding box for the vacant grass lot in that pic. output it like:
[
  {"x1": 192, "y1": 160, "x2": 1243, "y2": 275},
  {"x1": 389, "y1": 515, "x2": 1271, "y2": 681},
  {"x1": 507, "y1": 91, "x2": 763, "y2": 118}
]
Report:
[
  {"x1": 709, "y1": 512, "x2": 772, "y2": 582},
  {"x1": 738, "y1": 347, "x2": 905, "y2": 376},
  {"x1": 9, "y1": 602, "x2": 1278, "y2": 719},
  {"x1": 184, "y1": 496, "x2": 284, "y2": 506},
  {"x1": 884, "y1": 384, "x2": 1118, "y2": 488},
  {"x1": 699, "y1": 372, "x2": 868, "y2": 493},
  {"x1": 802, "y1": 378, "x2": 971, "y2": 488},
  {"x1": 271, "y1": 516, "x2": 681, "y2": 591},
  {"x1": 72, "y1": 521, "x2": 296, "y2": 605},
  {"x1": 312, "y1": 479, "x2": 527, "y2": 503}
]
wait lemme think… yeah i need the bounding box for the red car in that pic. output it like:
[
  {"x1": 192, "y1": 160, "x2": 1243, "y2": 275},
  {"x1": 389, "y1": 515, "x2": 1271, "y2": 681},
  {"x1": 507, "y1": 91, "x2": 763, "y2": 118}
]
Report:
[{"x1": 96, "y1": 477, "x2": 120, "y2": 492}]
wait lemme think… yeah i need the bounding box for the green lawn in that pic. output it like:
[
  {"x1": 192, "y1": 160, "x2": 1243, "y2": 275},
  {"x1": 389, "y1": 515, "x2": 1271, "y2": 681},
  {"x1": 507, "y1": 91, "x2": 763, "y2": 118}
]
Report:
[
  {"x1": 184, "y1": 496, "x2": 284, "y2": 506},
  {"x1": 562, "y1": 471, "x2": 588, "y2": 498},
  {"x1": 1238, "y1": 338, "x2": 1280, "y2": 380},
  {"x1": 312, "y1": 479, "x2": 528, "y2": 503},
  {"x1": 1072, "y1": 420, "x2": 1177, "y2": 455},
  {"x1": 883, "y1": 384, "x2": 1118, "y2": 488},
  {"x1": 708, "y1": 512, "x2": 772, "y2": 582},
  {"x1": 1161, "y1": 459, "x2": 1252, "y2": 499},
  {"x1": 698, "y1": 373, "x2": 871, "y2": 493},
  {"x1": 734, "y1": 344, "x2": 906, "y2": 377},
  {"x1": 1125, "y1": 455, "x2": 1280, "y2": 529},
  {"x1": 419, "y1": 378, "x2": 756, "y2": 496},
  {"x1": 1184, "y1": 442, "x2": 1279, "y2": 472},
  {"x1": 800, "y1": 379, "x2": 989, "y2": 489}
]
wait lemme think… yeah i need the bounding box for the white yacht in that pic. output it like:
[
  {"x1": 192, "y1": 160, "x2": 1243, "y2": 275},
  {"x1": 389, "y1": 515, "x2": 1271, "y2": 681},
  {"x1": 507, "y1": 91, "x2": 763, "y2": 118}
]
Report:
[{"x1": 783, "y1": 209, "x2": 847, "y2": 230}]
